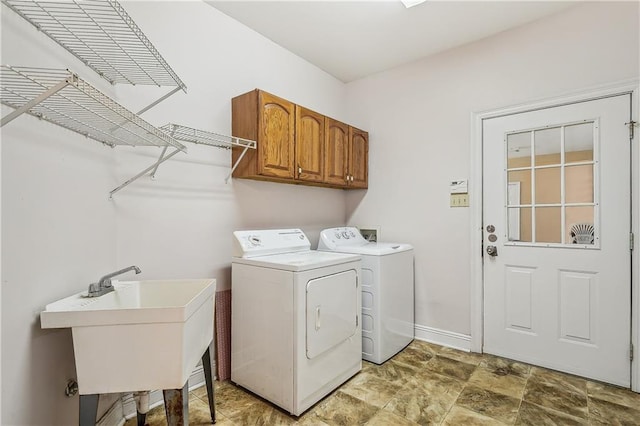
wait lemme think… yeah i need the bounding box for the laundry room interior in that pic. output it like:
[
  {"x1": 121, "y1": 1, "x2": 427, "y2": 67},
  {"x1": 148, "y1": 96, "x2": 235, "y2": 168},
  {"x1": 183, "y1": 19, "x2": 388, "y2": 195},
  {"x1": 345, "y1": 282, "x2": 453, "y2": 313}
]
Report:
[{"x1": 1, "y1": 1, "x2": 639, "y2": 425}]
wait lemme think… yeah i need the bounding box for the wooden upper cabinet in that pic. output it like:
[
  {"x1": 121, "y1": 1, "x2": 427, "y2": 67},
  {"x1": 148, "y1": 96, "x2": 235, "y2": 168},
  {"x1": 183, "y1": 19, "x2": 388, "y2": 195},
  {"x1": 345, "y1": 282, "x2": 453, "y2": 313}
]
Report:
[
  {"x1": 348, "y1": 126, "x2": 368, "y2": 189},
  {"x1": 296, "y1": 106, "x2": 325, "y2": 182},
  {"x1": 232, "y1": 89, "x2": 367, "y2": 189},
  {"x1": 231, "y1": 89, "x2": 295, "y2": 179},
  {"x1": 324, "y1": 118, "x2": 349, "y2": 186}
]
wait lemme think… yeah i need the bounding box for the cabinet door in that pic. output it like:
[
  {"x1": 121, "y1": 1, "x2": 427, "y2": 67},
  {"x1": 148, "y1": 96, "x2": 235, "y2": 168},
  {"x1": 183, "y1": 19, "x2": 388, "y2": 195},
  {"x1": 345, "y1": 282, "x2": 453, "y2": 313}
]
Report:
[
  {"x1": 348, "y1": 127, "x2": 368, "y2": 189},
  {"x1": 324, "y1": 118, "x2": 349, "y2": 186},
  {"x1": 296, "y1": 106, "x2": 325, "y2": 182},
  {"x1": 258, "y1": 91, "x2": 295, "y2": 178}
]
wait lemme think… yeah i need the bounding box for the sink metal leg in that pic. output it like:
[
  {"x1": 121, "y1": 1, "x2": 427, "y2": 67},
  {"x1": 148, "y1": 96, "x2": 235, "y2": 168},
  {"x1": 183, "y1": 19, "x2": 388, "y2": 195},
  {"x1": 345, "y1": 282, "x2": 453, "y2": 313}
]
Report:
[
  {"x1": 163, "y1": 383, "x2": 189, "y2": 426},
  {"x1": 201, "y1": 346, "x2": 216, "y2": 423},
  {"x1": 79, "y1": 394, "x2": 98, "y2": 426},
  {"x1": 136, "y1": 410, "x2": 147, "y2": 426}
]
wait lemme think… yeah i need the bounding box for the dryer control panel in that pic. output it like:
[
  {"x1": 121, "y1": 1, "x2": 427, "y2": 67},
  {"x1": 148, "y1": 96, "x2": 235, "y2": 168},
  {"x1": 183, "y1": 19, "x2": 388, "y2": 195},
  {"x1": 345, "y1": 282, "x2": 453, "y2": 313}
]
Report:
[{"x1": 233, "y1": 228, "x2": 311, "y2": 258}]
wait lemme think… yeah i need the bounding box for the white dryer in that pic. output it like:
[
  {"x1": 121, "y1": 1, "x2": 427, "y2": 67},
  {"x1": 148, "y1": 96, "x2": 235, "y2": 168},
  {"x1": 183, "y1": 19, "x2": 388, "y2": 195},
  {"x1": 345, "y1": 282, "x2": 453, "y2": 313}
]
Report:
[
  {"x1": 319, "y1": 227, "x2": 414, "y2": 364},
  {"x1": 231, "y1": 229, "x2": 362, "y2": 416}
]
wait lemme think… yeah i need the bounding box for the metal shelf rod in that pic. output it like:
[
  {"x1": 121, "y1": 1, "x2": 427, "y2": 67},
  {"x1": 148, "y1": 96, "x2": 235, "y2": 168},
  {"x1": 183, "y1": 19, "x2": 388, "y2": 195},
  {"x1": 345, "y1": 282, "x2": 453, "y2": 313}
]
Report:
[
  {"x1": 109, "y1": 147, "x2": 182, "y2": 199},
  {"x1": 0, "y1": 79, "x2": 69, "y2": 127}
]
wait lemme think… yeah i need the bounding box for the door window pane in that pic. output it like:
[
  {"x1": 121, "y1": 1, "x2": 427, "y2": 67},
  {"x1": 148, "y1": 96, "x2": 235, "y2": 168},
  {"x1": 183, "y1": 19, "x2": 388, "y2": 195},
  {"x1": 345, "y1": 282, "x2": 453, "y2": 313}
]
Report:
[
  {"x1": 565, "y1": 122, "x2": 594, "y2": 163},
  {"x1": 534, "y1": 127, "x2": 561, "y2": 166},
  {"x1": 508, "y1": 171, "x2": 530, "y2": 205},
  {"x1": 535, "y1": 167, "x2": 561, "y2": 204},
  {"x1": 507, "y1": 132, "x2": 531, "y2": 168},
  {"x1": 535, "y1": 207, "x2": 562, "y2": 243},
  {"x1": 508, "y1": 207, "x2": 532, "y2": 242},
  {"x1": 566, "y1": 164, "x2": 594, "y2": 203},
  {"x1": 566, "y1": 206, "x2": 595, "y2": 245}
]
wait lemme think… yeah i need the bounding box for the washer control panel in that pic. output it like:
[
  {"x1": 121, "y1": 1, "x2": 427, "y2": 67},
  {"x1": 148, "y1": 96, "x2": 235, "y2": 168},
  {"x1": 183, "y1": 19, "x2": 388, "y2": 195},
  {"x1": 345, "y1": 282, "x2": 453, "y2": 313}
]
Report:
[{"x1": 321, "y1": 227, "x2": 366, "y2": 249}]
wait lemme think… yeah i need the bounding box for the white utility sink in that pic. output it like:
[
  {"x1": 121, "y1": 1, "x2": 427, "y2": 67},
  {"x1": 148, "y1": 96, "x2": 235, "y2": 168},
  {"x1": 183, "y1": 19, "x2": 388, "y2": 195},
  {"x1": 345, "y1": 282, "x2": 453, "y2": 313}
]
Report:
[{"x1": 41, "y1": 279, "x2": 216, "y2": 395}]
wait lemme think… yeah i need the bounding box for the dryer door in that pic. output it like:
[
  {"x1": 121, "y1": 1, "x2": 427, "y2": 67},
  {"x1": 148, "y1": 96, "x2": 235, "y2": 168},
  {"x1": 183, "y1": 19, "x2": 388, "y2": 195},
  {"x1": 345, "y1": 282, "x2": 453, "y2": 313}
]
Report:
[{"x1": 306, "y1": 270, "x2": 358, "y2": 359}]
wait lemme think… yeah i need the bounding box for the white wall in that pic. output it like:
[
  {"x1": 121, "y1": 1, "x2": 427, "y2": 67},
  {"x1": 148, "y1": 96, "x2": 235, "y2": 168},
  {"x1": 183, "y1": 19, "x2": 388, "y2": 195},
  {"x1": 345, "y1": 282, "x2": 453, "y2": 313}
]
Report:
[
  {"x1": 1, "y1": 1, "x2": 348, "y2": 425},
  {"x1": 344, "y1": 2, "x2": 639, "y2": 338}
]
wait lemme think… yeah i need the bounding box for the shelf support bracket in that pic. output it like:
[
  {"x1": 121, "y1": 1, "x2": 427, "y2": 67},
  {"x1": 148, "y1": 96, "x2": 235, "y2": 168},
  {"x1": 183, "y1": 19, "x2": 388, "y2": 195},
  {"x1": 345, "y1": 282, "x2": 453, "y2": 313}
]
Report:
[
  {"x1": 150, "y1": 146, "x2": 169, "y2": 179},
  {"x1": 136, "y1": 87, "x2": 183, "y2": 116},
  {"x1": 109, "y1": 147, "x2": 182, "y2": 198},
  {"x1": 1, "y1": 79, "x2": 69, "y2": 127},
  {"x1": 226, "y1": 144, "x2": 252, "y2": 184}
]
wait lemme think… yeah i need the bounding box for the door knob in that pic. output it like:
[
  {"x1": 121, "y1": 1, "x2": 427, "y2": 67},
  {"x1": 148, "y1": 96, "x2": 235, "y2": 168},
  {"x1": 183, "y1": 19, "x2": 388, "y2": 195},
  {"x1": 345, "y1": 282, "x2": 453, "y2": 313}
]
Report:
[{"x1": 486, "y1": 245, "x2": 498, "y2": 257}]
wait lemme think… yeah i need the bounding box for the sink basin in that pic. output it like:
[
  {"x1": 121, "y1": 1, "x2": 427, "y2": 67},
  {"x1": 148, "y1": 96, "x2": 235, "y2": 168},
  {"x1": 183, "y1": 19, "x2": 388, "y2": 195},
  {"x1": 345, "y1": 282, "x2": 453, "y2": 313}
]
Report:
[{"x1": 41, "y1": 279, "x2": 216, "y2": 395}]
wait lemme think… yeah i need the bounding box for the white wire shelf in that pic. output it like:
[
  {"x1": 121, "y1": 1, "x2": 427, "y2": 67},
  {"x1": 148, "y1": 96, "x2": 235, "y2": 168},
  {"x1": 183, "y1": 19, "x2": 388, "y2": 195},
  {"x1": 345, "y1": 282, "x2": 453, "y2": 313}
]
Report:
[
  {"x1": 161, "y1": 123, "x2": 256, "y2": 183},
  {"x1": 161, "y1": 124, "x2": 256, "y2": 150},
  {"x1": 1, "y1": 0, "x2": 186, "y2": 91},
  {"x1": 0, "y1": 65, "x2": 186, "y2": 150}
]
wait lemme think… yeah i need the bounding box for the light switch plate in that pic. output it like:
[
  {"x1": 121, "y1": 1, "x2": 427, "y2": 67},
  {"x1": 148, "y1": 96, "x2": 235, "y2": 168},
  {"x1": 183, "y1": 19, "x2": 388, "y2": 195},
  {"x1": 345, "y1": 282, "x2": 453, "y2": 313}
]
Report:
[{"x1": 450, "y1": 193, "x2": 469, "y2": 207}]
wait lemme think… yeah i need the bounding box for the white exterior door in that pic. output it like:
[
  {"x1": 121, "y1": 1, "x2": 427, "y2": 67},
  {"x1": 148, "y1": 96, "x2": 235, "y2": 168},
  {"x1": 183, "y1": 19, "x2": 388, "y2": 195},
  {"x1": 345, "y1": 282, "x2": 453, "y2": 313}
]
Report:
[{"x1": 482, "y1": 95, "x2": 632, "y2": 386}]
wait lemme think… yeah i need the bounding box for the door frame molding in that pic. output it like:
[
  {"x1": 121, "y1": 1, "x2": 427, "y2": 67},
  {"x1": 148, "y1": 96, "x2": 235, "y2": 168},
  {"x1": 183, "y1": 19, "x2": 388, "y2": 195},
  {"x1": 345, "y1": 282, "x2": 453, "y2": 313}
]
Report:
[{"x1": 469, "y1": 79, "x2": 640, "y2": 391}]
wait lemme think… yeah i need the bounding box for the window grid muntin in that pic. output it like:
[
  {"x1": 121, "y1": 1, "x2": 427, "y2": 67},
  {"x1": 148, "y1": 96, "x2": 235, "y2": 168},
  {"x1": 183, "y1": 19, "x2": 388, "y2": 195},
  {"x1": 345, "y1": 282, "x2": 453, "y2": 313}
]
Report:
[{"x1": 504, "y1": 119, "x2": 599, "y2": 248}]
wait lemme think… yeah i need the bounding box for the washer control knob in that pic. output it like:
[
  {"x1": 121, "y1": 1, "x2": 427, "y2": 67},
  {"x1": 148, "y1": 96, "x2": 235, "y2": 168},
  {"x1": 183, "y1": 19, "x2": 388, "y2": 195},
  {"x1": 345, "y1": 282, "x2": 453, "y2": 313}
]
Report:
[
  {"x1": 248, "y1": 236, "x2": 261, "y2": 246},
  {"x1": 350, "y1": 231, "x2": 356, "y2": 237},
  {"x1": 335, "y1": 232, "x2": 341, "y2": 239},
  {"x1": 342, "y1": 231, "x2": 349, "y2": 239}
]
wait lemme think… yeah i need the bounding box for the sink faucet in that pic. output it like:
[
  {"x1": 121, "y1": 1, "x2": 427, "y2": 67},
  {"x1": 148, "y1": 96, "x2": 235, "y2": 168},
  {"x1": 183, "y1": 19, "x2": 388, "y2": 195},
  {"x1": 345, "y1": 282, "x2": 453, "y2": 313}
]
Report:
[{"x1": 87, "y1": 266, "x2": 142, "y2": 297}]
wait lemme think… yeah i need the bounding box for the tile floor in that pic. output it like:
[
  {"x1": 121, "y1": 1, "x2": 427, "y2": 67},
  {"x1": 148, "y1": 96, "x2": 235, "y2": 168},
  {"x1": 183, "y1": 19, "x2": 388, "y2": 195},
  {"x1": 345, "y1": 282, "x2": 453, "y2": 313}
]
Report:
[{"x1": 125, "y1": 340, "x2": 640, "y2": 425}]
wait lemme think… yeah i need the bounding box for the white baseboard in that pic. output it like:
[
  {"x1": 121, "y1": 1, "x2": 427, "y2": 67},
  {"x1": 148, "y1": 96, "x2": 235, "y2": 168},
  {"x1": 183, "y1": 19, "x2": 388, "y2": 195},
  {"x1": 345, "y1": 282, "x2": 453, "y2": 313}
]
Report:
[
  {"x1": 121, "y1": 364, "x2": 210, "y2": 420},
  {"x1": 414, "y1": 324, "x2": 472, "y2": 352}
]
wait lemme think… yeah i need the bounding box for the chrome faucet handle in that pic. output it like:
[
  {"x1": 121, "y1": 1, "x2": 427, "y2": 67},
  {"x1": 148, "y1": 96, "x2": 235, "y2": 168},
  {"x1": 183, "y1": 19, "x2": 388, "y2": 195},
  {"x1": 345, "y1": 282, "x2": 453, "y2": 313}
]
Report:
[{"x1": 86, "y1": 266, "x2": 141, "y2": 298}]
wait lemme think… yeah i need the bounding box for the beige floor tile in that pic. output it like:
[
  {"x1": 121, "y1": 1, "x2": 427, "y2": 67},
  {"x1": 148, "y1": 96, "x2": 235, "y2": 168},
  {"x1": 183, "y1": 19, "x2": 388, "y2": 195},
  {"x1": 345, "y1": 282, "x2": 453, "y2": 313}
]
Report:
[
  {"x1": 424, "y1": 355, "x2": 477, "y2": 381},
  {"x1": 442, "y1": 405, "x2": 509, "y2": 425},
  {"x1": 225, "y1": 399, "x2": 297, "y2": 425},
  {"x1": 365, "y1": 409, "x2": 419, "y2": 425},
  {"x1": 392, "y1": 343, "x2": 437, "y2": 368},
  {"x1": 529, "y1": 366, "x2": 587, "y2": 394},
  {"x1": 468, "y1": 366, "x2": 528, "y2": 399},
  {"x1": 587, "y1": 380, "x2": 640, "y2": 410},
  {"x1": 213, "y1": 381, "x2": 263, "y2": 418},
  {"x1": 367, "y1": 359, "x2": 419, "y2": 385},
  {"x1": 410, "y1": 339, "x2": 442, "y2": 353},
  {"x1": 384, "y1": 372, "x2": 463, "y2": 425},
  {"x1": 339, "y1": 371, "x2": 402, "y2": 408},
  {"x1": 311, "y1": 391, "x2": 379, "y2": 425},
  {"x1": 188, "y1": 396, "x2": 219, "y2": 425},
  {"x1": 455, "y1": 385, "x2": 521, "y2": 424},
  {"x1": 524, "y1": 368, "x2": 588, "y2": 420},
  {"x1": 515, "y1": 401, "x2": 586, "y2": 426},
  {"x1": 437, "y1": 347, "x2": 484, "y2": 366},
  {"x1": 588, "y1": 396, "x2": 640, "y2": 426},
  {"x1": 479, "y1": 355, "x2": 531, "y2": 379}
]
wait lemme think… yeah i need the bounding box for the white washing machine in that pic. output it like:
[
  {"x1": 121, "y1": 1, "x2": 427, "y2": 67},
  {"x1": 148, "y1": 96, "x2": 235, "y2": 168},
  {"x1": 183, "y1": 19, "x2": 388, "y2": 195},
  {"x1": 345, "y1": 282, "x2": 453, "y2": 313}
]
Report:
[
  {"x1": 319, "y1": 227, "x2": 414, "y2": 364},
  {"x1": 231, "y1": 229, "x2": 362, "y2": 416}
]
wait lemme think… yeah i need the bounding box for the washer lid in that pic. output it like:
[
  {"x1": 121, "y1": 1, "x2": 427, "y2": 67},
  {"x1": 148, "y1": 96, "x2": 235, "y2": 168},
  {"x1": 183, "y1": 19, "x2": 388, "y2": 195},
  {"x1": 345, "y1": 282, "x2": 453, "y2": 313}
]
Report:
[
  {"x1": 318, "y1": 227, "x2": 413, "y2": 255},
  {"x1": 232, "y1": 250, "x2": 361, "y2": 272},
  {"x1": 322, "y1": 242, "x2": 413, "y2": 256}
]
